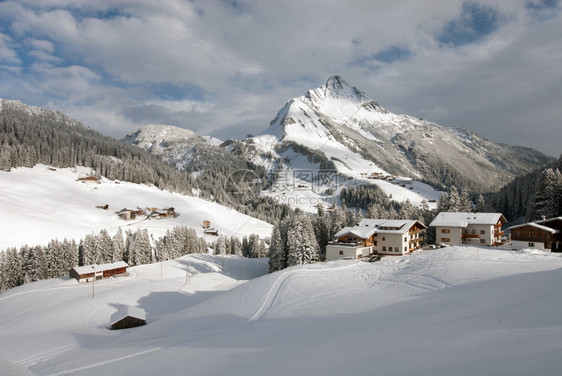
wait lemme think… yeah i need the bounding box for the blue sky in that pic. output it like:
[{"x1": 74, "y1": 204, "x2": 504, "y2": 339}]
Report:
[{"x1": 0, "y1": 0, "x2": 561, "y2": 157}]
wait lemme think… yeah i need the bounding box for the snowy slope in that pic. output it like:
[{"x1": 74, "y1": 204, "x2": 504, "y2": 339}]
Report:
[
  {"x1": 0, "y1": 165, "x2": 272, "y2": 249},
  {"x1": 1, "y1": 247, "x2": 561, "y2": 375}
]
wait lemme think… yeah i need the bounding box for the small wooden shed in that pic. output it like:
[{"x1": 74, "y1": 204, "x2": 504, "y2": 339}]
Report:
[{"x1": 110, "y1": 306, "x2": 147, "y2": 330}]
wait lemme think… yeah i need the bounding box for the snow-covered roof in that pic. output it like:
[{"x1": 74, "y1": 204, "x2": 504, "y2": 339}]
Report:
[
  {"x1": 72, "y1": 261, "x2": 129, "y2": 275},
  {"x1": 334, "y1": 226, "x2": 377, "y2": 239},
  {"x1": 110, "y1": 305, "x2": 146, "y2": 325},
  {"x1": 429, "y1": 212, "x2": 505, "y2": 228},
  {"x1": 507, "y1": 222, "x2": 559, "y2": 234},
  {"x1": 334, "y1": 219, "x2": 425, "y2": 239}
]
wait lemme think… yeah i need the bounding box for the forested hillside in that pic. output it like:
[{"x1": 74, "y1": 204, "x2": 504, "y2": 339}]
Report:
[
  {"x1": 0, "y1": 99, "x2": 289, "y2": 224},
  {"x1": 488, "y1": 156, "x2": 562, "y2": 224},
  {"x1": 0, "y1": 99, "x2": 193, "y2": 194}
]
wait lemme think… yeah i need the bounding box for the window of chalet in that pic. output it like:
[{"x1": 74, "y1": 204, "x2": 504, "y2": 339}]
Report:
[
  {"x1": 442, "y1": 238, "x2": 450, "y2": 242},
  {"x1": 382, "y1": 246, "x2": 386, "y2": 252},
  {"x1": 339, "y1": 250, "x2": 343, "y2": 255},
  {"x1": 441, "y1": 229, "x2": 450, "y2": 233},
  {"x1": 529, "y1": 242, "x2": 535, "y2": 247},
  {"x1": 480, "y1": 230, "x2": 485, "y2": 235},
  {"x1": 394, "y1": 247, "x2": 399, "y2": 252},
  {"x1": 480, "y1": 239, "x2": 486, "y2": 244}
]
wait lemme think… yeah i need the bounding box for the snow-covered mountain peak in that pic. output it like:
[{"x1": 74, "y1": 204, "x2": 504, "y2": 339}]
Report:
[
  {"x1": 253, "y1": 77, "x2": 553, "y2": 192},
  {"x1": 123, "y1": 124, "x2": 204, "y2": 147},
  {"x1": 303, "y1": 76, "x2": 387, "y2": 115}
]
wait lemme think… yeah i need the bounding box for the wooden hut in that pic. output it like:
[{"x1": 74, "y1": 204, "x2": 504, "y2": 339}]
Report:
[
  {"x1": 69, "y1": 261, "x2": 129, "y2": 283},
  {"x1": 110, "y1": 306, "x2": 147, "y2": 330}
]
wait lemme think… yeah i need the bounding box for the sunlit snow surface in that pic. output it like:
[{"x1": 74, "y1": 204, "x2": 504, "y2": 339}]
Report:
[
  {"x1": 0, "y1": 165, "x2": 272, "y2": 249},
  {"x1": 1, "y1": 247, "x2": 562, "y2": 376}
]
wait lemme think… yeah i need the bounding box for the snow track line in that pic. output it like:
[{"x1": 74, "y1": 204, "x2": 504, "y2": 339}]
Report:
[
  {"x1": 250, "y1": 270, "x2": 292, "y2": 321},
  {"x1": 249, "y1": 262, "x2": 359, "y2": 321},
  {"x1": 45, "y1": 347, "x2": 162, "y2": 376},
  {"x1": 16, "y1": 344, "x2": 78, "y2": 369}
]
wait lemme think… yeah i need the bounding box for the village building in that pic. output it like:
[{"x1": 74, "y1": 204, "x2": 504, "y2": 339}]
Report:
[
  {"x1": 77, "y1": 176, "x2": 100, "y2": 185},
  {"x1": 116, "y1": 208, "x2": 146, "y2": 220},
  {"x1": 429, "y1": 212, "x2": 506, "y2": 246},
  {"x1": 507, "y1": 217, "x2": 562, "y2": 252},
  {"x1": 204, "y1": 228, "x2": 219, "y2": 236},
  {"x1": 110, "y1": 306, "x2": 147, "y2": 330},
  {"x1": 69, "y1": 261, "x2": 129, "y2": 283},
  {"x1": 326, "y1": 219, "x2": 426, "y2": 261}
]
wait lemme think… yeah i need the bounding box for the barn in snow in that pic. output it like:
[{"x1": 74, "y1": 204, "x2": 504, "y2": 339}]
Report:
[
  {"x1": 110, "y1": 306, "x2": 147, "y2": 330},
  {"x1": 69, "y1": 261, "x2": 129, "y2": 283}
]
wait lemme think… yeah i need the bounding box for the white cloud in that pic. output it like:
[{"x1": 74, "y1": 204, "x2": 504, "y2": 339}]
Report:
[
  {"x1": 0, "y1": 32, "x2": 21, "y2": 65},
  {"x1": 0, "y1": 0, "x2": 560, "y2": 156}
]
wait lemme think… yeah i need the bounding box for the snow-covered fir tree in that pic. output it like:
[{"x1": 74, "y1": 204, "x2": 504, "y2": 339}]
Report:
[
  {"x1": 531, "y1": 168, "x2": 562, "y2": 220},
  {"x1": 111, "y1": 228, "x2": 125, "y2": 263},
  {"x1": 285, "y1": 214, "x2": 319, "y2": 267}
]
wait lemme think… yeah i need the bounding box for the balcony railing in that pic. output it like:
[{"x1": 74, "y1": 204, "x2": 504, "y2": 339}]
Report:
[
  {"x1": 462, "y1": 233, "x2": 480, "y2": 239},
  {"x1": 328, "y1": 241, "x2": 364, "y2": 247}
]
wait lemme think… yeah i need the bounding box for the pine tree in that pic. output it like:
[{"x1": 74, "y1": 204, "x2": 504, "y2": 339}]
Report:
[
  {"x1": 214, "y1": 235, "x2": 229, "y2": 255},
  {"x1": 286, "y1": 214, "x2": 319, "y2": 267},
  {"x1": 45, "y1": 239, "x2": 64, "y2": 278},
  {"x1": 61, "y1": 239, "x2": 79, "y2": 271},
  {"x1": 459, "y1": 189, "x2": 472, "y2": 212},
  {"x1": 268, "y1": 226, "x2": 287, "y2": 272},
  {"x1": 230, "y1": 236, "x2": 242, "y2": 256},
  {"x1": 81, "y1": 233, "x2": 97, "y2": 265},
  {"x1": 475, "y1": 194, "x2": 487, "y2": 212},
  {"x1": 0, "y1": 251, "x2": 6, "y2": 291},
  {"x1": 313, "y1": 215, "x2": 330, "y2": 261},
  {"x1": 2, "y1": 248, "x2": 23, "y2": 290},
  {"x1": 111, "y1": 228, "x2": 125, "y2": 262},
  {"x1": 97, "y1": 229, "x2": 113, "y2": 263},
  {"x1": 531, "y1": 168, "x2": 560, "y2": 220}
]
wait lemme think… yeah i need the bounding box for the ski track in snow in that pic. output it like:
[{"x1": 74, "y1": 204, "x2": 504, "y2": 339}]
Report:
[
  {"x1": 45, "y1": 347, "x2": 163, "y2": 376},
  {"x1": 16, "y1": 344, "x2": 79, "y2": 369}
]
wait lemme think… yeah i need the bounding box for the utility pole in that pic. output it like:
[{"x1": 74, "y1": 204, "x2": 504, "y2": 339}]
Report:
[{"x1": 92, "y1": 277, "x2": 95, "y2": 298}]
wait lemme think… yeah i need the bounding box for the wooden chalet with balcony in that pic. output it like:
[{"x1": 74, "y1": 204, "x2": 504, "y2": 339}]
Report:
[
  {"x1": 429, "y1": 212, "x2": 506, "y2": 246},
  {"x1": 326, "y1": 219, "x2": 426, "y2": 261},
  {"x1": 507, "y1": 217, "x2": 562, "y2": 252}
]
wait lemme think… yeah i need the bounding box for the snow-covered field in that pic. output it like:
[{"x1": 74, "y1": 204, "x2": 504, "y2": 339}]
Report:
[
  {"x1": 1, "y1": 246, "x2": 561, "y2": 375},
  {"x1": 0, "y1": 165, "x2": 273, "y2": 249}
]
